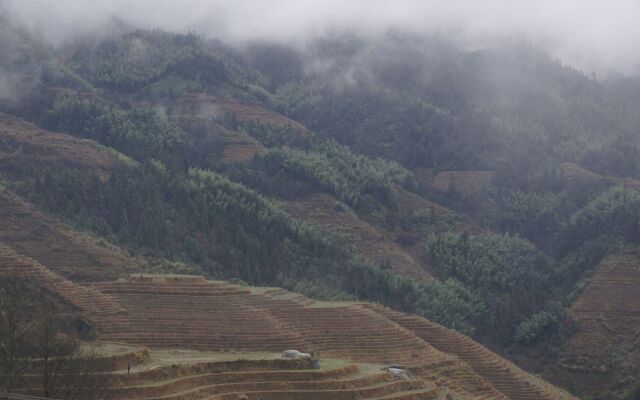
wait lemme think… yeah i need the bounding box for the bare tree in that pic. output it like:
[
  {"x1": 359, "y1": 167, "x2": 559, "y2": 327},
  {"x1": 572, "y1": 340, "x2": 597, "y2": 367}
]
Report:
[
  {"x1": 32, "y1": 321, "x2": 109, "y2": 400},
  {"x1": 0, "y1": 278, "x2": 39, "y2": 395},
  {"x1": 0, "y1": 278, "x2": 112, "y2": 400},
  {"x1": 58, "y1": 344, "x2": 109, "y2": 400}
]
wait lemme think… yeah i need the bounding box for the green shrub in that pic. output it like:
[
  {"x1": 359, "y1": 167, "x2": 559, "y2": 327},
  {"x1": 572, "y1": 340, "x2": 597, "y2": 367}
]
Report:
[
  {"x1": 514, "y1": 311, "x2": 559, "y2": 345},
  {"x1": 260, "y1": 139, "x2": 409, "y2": 216},
  {"x1": 430, "y1": 232, "x2": 552, "y2": 339},
  {"x1": 558, "y1": 186, "x2": 640, "y2": 254}
]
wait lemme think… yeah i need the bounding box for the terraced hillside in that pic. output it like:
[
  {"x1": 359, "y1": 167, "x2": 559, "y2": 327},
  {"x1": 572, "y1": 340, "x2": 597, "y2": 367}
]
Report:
[
  {"x1": 0, "y1": 111, "x2": 133, "y2": 178},
  {"x1": 85, "y1": 274, "x2": 576, "y2": 399},
  {"x1": 0, "y1": 190, "x2": 138, "y2": 281},
  {"x1": 280, "y1": 186, "x2": 468, "y2": 281},
  {"x1": 176, "y1": 93, "x2": 311, "y2": 133},
  {"x1": 281, "y1": 192, "x2": 433, "y2": 281},
  {"x1": 109, "y1": 357, "x2": 437, "y2": 400},
  {"x1": 560, "y1": 163, "x2": 640, "y2": 191},
  {"x1": 13, "y1": 344, "x2": 444, "y2": 400},
  {"x1": 0, "y1": 244, "x2": 124, "y2": 316},
  {"x1": 177, "y1": 114, "x2": 267, "y2": 163},
  {"x1": 545, "y1": 248, "x2": 640, "y2": 398},
  {"x1": 414, "y1": 169, "x2": 495, "y2": 196},
  {"x1": 368, "y1": 305, "x2": 572, "y2": 400},
  {"x1": 172, "y1": 93, "x2": 310, "y2": 163},
  {"x1": 0, "y1": 113, "x2": 140, "y2": 281},
  {"x1": 394, "y1": 186, "x2": 454, "y2": 221}
]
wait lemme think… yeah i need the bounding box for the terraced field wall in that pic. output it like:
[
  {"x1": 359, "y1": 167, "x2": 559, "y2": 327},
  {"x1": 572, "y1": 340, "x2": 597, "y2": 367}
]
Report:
[{"x1": 85, "y1": 275, "x2": 577, "y2": 399}]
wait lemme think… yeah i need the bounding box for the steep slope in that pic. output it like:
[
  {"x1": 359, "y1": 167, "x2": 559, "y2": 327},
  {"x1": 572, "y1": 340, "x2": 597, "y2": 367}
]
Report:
[
  {"x1": 106, "y1": 356, "x2": 437, "y2": 400},
  {"x1": 176, "y1": 93, "x2": 311, "y2": 133},
  {"x1": 0, "y1": 189, "x2": 138, "y2": 281},
  {"x1": 394, "y1": 186, "x2": 454, "y2": 220},
  {"x1": 415, "y1": 169, "x2": 495, "y2": 196},
  {"x1": 174, "y1": 109, "x2": 267, "y2": 164},
  {"x1": 13, "y1": 348, "x2": 441, "y2": 400},
  {"x1": 281, "y1": 192, "x2": 433, "y2": 281},
  {"x1": 86, "y1": 274, "x2": 576, "y2": 399},
  {"x1": 369, "y1": 304, "x2": 573, "y2": 400},
  {"x1": 545, "y1": 248, "x2": 640, "y2": 398},
  {"x1": 172, "y1": 93, "x2": 310, "y2": 163},
  {"x1": 280, "y1": 186, "x2": 469, "y2": 281},
  {"x1": 560, "y1": 162, "x2": 640, "y2": 191},
  {"x1": 0, "y1": 111, "x2": 133, "y2": 177},
  {"x1": 0, "y1": 244, "x2": 124, "y2": 316},
  {"x1": 0, "y1": 114, "x2": 142, "y2": 281}
]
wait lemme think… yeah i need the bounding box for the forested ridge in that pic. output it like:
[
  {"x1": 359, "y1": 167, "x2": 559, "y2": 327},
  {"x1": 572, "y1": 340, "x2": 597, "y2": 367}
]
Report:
[{"x1": 3, "y1": 20, "x2": 640, "y2": 399}]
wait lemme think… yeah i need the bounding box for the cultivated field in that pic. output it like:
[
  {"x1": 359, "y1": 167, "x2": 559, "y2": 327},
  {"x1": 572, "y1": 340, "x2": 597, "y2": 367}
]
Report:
[
  {"x1": 0, "y1": 190, "x2": 138, "y2": 281},
  {"x1": 81, "y1": 274, "x2": 576, "y2": 399},
  {"x1": 281, "y1": 192, "x2": 434, "y2": 281},
  {"x1": 546, "y1": 248, "x2": 640, "y2": 398},
  {"x1": 0, "y1": 237, "x2": 578, "y2": 399},
  {"x1": 0, "y1": 111, "x2": 133, "y2": 178}
]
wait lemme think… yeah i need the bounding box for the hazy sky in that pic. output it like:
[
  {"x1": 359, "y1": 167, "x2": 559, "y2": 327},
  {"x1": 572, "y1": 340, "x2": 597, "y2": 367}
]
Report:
[{"x1": 4, "y1": 0, "x2": 640, "y2": 75}]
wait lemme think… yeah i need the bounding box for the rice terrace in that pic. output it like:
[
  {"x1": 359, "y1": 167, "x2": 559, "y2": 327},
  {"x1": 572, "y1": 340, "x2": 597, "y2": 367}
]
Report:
[{"x1": 2, "y1": 1, "x2": 640, "y2": 399}]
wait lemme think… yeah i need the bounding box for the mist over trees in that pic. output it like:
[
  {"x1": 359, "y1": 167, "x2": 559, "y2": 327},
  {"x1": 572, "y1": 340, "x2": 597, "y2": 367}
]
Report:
[{"x1": 1, "y1": 4, "x2": 640, "y2": 397}]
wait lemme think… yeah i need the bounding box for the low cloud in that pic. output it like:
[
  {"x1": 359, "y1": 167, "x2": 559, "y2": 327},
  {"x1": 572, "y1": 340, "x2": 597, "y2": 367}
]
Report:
[{"x1": 3, "y1": 0, "x2": 640, "y2": 76}]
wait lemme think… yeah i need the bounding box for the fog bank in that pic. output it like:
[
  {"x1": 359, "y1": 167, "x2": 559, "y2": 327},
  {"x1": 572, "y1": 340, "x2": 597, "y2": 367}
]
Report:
[{"x1": 3, "y1": 0, "x2": 640, "y2": 75}]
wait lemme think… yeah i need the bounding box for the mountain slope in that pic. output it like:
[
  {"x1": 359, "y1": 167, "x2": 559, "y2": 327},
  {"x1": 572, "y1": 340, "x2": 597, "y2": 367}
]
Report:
[
  {"x1": 0, "y1": 244, "x2": 125, "y2": 315},
  {"x1": 281, "y1": 192, "x2": 433, "y2": 281},
  {"x1": 0, "y1": 111, "x2": 133, "y2": 177},
  {"x1": 86, "y1": 274, "x2": 575, "y2": 399},
  {"x1": 4, "y1": 24, "x2": 640, "y2": 397},
  {"x1": 0, "y1": 190, "x2": 138, "y2": 281},
  {"x1": 545, "y1": 248, "x2": 640, "y2": 398}
]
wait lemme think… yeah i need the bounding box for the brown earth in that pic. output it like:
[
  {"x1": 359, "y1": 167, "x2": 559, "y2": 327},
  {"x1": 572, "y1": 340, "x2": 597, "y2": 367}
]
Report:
[
  {"x1": 280, "y1": 186, "x2": 471, "y2": 281},
  {"x1": 0, "y1": 112, "x2": 576, "y2": 399},
  {"x1": 543, "y1": 248, "x2": 640, "y2": 398},
  {"x1": 280, "y1": 192, "x2": 433, "y2": 281},
  {"x1": 415, "y1": 169, "x2": 495, "y2": 195},
  {"x1": 560, "y1": 162, "x2": 640, "y2": 191},
  {"x1": 394, "y1": 185, "x2": 454, "y2": 221},
  {"x1": 221, "y1": 140, "x2": 267, "y2": 163},
  {"x1": 0, "y1": 263, "x2": 444, "y2": 399},
  {"x1": 172, "y1": 93, "x2": 311, "y2": 163},
  {"x1": 0, "y1": 237, "x2": 576, "y2": 399},
  {"x1": 0, "y1": 111, "x2": 132, "y2": 178},
  {"x1": 369, "y1": 304, "x2": 575, "y2": 400},
  {"x1": 0, "y1": 190, "x2": 138, "y2": 281},
  {"x1": 176, "y1": 93, "x2": 311, "y2": 133},
  {"x1": 0, "y1": 115, "x2": 144, "y2": 282},
  {"x1": 82, "y1": 274, "x2": 576, "y2": 399},
  {"x1": 0, "y1": 243, "x2": 125, "y2": 315},
  {"x1": 72, "y1": 351, "x2": 444, "y2": 400},
  {"x1": 177, "y1": 114, "x2": 267, "y2": 164}
]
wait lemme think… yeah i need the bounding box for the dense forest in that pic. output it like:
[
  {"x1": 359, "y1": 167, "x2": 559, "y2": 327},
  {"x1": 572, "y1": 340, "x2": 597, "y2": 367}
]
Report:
[{"x1": 3, "y1": 15, "x2": 640, "y2": 398}]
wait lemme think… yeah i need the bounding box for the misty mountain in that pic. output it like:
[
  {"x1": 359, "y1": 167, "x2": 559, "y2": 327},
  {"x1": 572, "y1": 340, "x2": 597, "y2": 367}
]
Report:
[{"x1": 1, "y1": 4, "x2": 640, "y2": 398}]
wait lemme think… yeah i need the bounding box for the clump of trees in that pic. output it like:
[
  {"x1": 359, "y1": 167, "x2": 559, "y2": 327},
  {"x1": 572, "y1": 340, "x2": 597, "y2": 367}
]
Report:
[
  {"x1": 244, "y1": 122, "x2": 311, "y2": 148},
  {"x1": 40, "y1": 96, "x2": 186, "y2": 165},
  {"x1": 260, "y1": 139, "x2": 410, "y2": 218},
  {"x1": 558, "y1": 186, "x2": 640, "y2": 254},
  {"x1": 514, "y1": 310, "x2": 559, "y2": 345},
  {"x1": 24, "y1": 161, "x2": 486, "y2": 335},
  {"x1": 497, "y1": 190, "x2": 563, "y2": 242},
  {"x1": 0, "y1": 278, "x2": 110, "y2": 400},
  {"x1": 71, "y1": 30, "x2": 233, "y2": 92},
  {"x1": 9, "y1": 25, "x2": 640, "y2": 370},
  {"x1": 430, "y1": 232, "x2": 552, "y2": 342}
]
